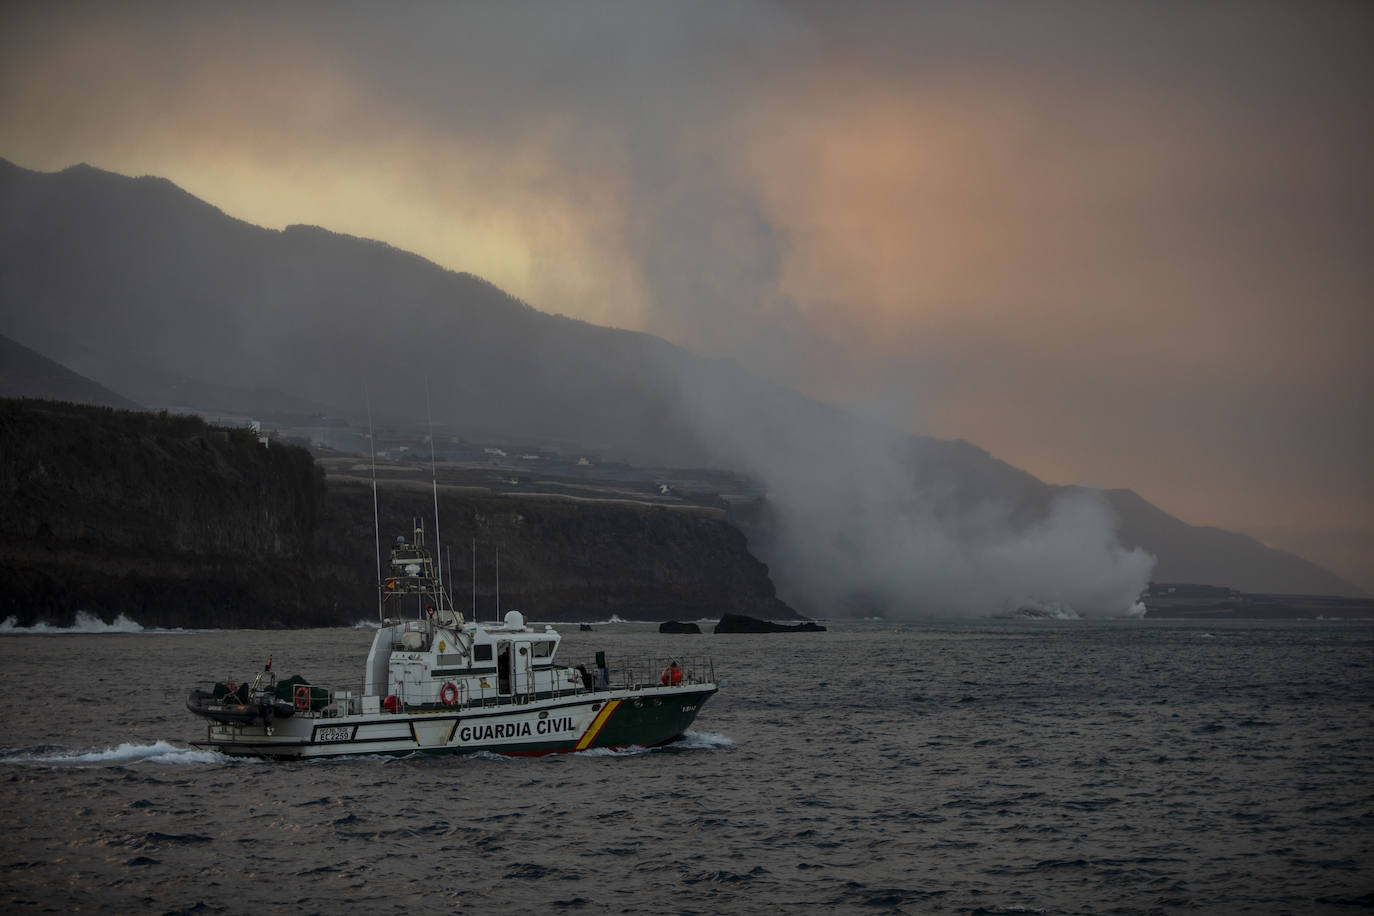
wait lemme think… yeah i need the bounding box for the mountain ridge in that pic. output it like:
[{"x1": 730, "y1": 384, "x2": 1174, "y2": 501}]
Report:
[
  {"x1": 0, "y1": 334, "x2": 142, "y2": 410},
  {"x1": 1, "y1": 157, "x2": 1363, "y2": 605}
]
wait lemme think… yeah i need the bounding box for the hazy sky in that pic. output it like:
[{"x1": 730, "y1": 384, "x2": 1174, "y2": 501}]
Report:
[{"x1": 2, "y1": 1, "x2": 1371, "y2": 589}]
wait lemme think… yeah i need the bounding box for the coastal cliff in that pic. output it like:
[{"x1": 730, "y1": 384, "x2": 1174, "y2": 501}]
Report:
[{"x1": 0, "y1": 399, "x2": 793, "y2": 627}]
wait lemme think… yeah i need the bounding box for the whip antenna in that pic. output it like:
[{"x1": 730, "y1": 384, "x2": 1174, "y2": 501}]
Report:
[
  {"x1": 425, "y1": 378, "x2": 445, "y2": 613},
  {"x1": 365, "y1": 385, "x2": 382, "y2": 623}
]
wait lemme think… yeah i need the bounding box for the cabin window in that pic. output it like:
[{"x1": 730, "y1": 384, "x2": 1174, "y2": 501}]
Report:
[
  {"x1": 532, "y1": 641, "x2": 553, "y2": 658},
  {"x1": 473, "y1": 644, "x2": 493, "y2": 662}
]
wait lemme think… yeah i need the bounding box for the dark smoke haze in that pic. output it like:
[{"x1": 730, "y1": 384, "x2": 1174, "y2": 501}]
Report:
[{"x1": 1, "y1": 1, "x2": 1370, "y2": 593}]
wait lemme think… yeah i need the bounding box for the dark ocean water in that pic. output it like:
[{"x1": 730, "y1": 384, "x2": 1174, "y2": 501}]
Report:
[{"x1": 2, "y1": 617, "x2": 1372, "y2": 914}]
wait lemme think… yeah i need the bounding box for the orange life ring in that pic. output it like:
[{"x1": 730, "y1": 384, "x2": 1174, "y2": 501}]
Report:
[
  {"x1": 294, "y1": 685, "x2": 311, "y2": 711},
  {"x1": 660, "y1": 665, "x2": 683, "y2": 686},
  {"x1": 440, "y1": 681, "x2": 459, "y2": 706}
]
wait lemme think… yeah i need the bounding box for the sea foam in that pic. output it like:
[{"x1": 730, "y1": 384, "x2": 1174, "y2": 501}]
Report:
[
  {"x1": 0, "y1": 611, "x2": 146, "y2": 634},
  {"x1": 10, "y1": 740, "x2": 231, "y2": 766}
]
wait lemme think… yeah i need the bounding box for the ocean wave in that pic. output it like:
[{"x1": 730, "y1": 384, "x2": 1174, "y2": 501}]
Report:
[
  {"x1": 0, "y1": 611, "x2": 149, "y2": 634},
  {"x1": 575, "y1": 744, "x2": 656, "y2": 757},
  {"x1": 561, "y1": 614, "x2": 651, "y2": 626},
  {"x1": 676, "y1": 730, "x2": 735, "y2": 749},
  {"x1": 5, "y1": 740, "x2": 233, "y2": 766},
  {"x1": 572, "y1": 730, "x2": 734, "y2": 757},
  {"x1": 1005, "y1": 602, "x2": 1082, "y2": 620}
]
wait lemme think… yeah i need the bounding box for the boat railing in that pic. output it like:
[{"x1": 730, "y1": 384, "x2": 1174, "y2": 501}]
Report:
[
  {"x1": 279, "y1": 673, "x2": 583, "y2": 716},
  {"x1": 203, "y1": 652, "x2": 714, "y2": 725},
  {"x1": 193, "y1": 678, "x2": 368, "y2": 720},
  {"x1": 567, "y1": 654, "x2": 715, "y2": 692},
  {"x1": 295, "y1": 682, "x2": 367, "y2": 718}
]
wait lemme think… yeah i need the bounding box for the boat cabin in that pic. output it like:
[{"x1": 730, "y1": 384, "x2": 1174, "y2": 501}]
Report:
[{"x1": 364, "y1": 610, "x2": 578, "y2": 711}]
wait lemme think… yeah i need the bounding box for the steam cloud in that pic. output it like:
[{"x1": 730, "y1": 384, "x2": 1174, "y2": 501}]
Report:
[{"x1": 680, "y1": 364, "x2": 1155, "y2": 618}]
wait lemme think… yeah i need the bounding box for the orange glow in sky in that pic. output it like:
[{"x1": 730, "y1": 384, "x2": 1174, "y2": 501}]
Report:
[{"x1": 1, "y1": 1, "x2": 1370, "y2": 588}]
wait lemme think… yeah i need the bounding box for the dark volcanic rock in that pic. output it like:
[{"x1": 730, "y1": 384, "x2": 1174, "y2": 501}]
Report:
[
  {"x1": 0, "y1": 399, "x2": 336, "y2": 628},
  {"x1": 713, "y1": 613, "x2": 826, "y2": 634},
  {"x1": 0, "y1": 398, "x2": 797, "y2": 628},
  {"x1": 659, "y1": 620, "x2": 702, "y2": 634}
]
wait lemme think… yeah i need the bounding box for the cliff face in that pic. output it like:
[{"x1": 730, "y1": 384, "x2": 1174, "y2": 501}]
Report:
[
  {"x1": 0, "y1": 399, "x2": 792, "y2": 627},
  {"x1": 321, "y1": 483, "x2": 792, "y2": 624},
  {"x1": 0, "y1": 398, "x2": 341, "y2": 627}
]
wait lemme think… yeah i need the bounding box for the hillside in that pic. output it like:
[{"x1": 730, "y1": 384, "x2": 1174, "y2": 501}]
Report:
[
  {"x1": 0, "y1": 158, "x2": 700, "y2": 459},
  {"x1": 1105, "y1": 489, "x2": 1360, "y2": 598},
  {"x1": 0, "y1": 333, "x2": 141, "y2": 409},
  {"x1": 1, "y1": 158, "x2": 1363, "y2": 609}
]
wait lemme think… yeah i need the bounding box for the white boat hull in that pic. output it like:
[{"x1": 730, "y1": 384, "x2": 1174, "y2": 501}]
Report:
[{"x1": 194, "y1": 684, "x2": 717, "y2": 759}]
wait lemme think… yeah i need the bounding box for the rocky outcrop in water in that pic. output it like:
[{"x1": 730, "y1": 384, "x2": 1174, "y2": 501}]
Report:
[
  {"x1": 713, "y1": 613, "x2": 826, "y2": 633},
  {"x1": 0, "y1": 399, "x2": 796, "y2": 628},
  {"x1": 659, "y1": 621, "x2": 702, "y2": 634}
]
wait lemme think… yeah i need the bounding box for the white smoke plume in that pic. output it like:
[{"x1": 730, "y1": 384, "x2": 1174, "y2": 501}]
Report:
[{"x1": 679, "y1": 362, "x2": 1155, "y2": 618}]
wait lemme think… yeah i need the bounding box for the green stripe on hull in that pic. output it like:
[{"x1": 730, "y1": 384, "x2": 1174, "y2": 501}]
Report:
[{"x1": 589, "y1": 688, "x2": 717, "y2": 749}]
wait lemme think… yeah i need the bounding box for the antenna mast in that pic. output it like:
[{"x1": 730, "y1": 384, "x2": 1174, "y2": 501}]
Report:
[
  {"x1": 425, "y1": 378, "x2": 444, "y2": 612},
  {"x1": 366, "y1": 385, "x2": 382, "y2": 623}
]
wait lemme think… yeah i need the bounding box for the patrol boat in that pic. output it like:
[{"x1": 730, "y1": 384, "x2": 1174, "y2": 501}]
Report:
[{"x1": 188, "y1": 521, "x2": 718, "y2": 759}]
